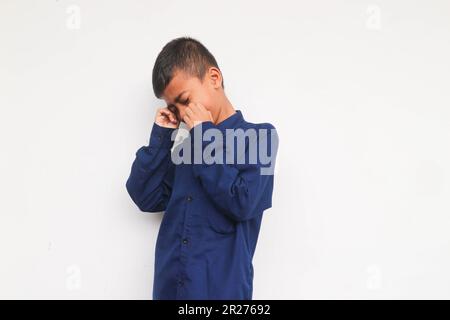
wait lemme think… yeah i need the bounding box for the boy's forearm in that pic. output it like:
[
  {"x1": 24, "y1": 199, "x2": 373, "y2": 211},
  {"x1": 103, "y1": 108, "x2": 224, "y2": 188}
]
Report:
[{"x1": 126, "y1": 123, "x2": 176, "y2": 212}]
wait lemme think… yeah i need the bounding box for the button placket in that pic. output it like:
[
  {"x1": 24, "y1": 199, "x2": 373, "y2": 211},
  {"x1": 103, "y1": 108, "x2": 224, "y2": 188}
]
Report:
[
  {"x1": 178, "y1": 192, "x2": 192, "y2": 294},
  {"x1": 182, "y1": 196, "x2": 192, "y2": 247}
]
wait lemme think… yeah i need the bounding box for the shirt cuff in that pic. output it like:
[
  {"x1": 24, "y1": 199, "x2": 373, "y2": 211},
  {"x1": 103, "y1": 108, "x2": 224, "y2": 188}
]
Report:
[{"x1": 150, "y1": 122, "x2": 177, "y2": 149}]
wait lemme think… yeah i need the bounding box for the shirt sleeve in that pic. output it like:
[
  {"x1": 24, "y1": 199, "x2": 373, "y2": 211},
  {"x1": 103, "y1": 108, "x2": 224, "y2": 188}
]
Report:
[
  {"x1": 126, "y1": 122, "x2": 177, "y2": 212},
  {"x1": 189, "y1": 121, "x2": 279, "y2": 222}
]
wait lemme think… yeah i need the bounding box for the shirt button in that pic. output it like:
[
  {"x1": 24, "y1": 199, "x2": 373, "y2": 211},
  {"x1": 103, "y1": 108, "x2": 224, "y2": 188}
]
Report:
[
  {"x1": 182, "y1": 238, "x2": 189, "y2": 245},
  {"x1": 186, "y1": 195, "x2": 192, "y2": 202}
]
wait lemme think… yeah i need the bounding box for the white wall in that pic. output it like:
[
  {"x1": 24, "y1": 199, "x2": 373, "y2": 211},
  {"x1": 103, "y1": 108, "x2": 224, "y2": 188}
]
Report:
[{"x1": 1, "y1": 0, "x2": 450, "y2": 299}]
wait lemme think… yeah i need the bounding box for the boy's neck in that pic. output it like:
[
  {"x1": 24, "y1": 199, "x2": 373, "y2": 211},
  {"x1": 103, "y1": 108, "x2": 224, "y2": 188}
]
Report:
[{"x1": 214, "y1": 96, "x2": 236, "y2": 126}]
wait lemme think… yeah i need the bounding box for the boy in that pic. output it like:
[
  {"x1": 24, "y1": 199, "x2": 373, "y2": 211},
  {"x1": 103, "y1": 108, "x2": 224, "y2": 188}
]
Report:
[{"x1": 126, "y1": 37, "x2": 278, "y2": 300}]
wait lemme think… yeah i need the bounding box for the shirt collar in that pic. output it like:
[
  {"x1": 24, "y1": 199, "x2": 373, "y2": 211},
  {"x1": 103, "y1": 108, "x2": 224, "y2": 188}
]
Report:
[{"x1": 215, "y1": 109, "x2": 244, "y2": 133}]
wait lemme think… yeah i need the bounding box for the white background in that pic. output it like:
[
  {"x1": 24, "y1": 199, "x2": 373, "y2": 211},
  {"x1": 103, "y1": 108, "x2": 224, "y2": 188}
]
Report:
[{"x1": 1, "y1": 0, "x2": 450, "y2": 299}]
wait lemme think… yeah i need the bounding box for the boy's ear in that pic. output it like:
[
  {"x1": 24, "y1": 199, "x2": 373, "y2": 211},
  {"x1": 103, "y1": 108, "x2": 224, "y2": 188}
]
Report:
[{"x1": 207, "y1": 67, "x2": 222, "y2": 88}]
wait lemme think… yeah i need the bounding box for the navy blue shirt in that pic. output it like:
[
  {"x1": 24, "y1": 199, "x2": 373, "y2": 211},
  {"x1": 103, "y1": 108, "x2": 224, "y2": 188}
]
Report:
[{"x1": 126, "y1": 109, "x2": 278, "y2": 299}]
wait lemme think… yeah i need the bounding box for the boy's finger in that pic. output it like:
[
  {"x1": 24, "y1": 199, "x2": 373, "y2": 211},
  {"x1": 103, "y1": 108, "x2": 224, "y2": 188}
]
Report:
[
  {"x1": 161, "y1": 108, "x2": 178, "y2": 123},
  {"x1": 160, "y1": 110, "x2": 171, "y2": 119},
  {"x1": 185, "y1": 106, "x2": 194, "y2": 117},
  {"x1": 188, "y1": 102, "x2": 200, "y2": 113},
  {"x1": 183, "y1": 114, "x2": 192, "y2": 128},
  {"x1": 196, "y1": 102, "x2": 206, "y2": 111},
  {"x1": 160, "y1": 109, "x2": 171, "y2": 118}
]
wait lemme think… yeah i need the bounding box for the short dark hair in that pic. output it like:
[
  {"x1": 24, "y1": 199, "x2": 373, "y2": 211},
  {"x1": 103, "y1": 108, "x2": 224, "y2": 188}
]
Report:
[{"x1": 152, "y1": 36, "x2": 224, "y2": 98}]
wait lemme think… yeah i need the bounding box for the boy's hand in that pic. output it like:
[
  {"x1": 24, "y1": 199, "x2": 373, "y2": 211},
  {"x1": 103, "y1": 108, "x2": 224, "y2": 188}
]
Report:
[
  {"x1": 183, "y1": 102, "x2": 213, "y2": 130},
  {"x1": 155, "y1": 107, "x2": 179, "y2": 129}
]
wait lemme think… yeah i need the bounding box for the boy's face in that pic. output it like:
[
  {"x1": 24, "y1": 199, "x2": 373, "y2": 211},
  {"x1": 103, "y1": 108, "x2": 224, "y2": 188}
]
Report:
[{"x1": 162, "y1": 68, "x2": 219, "y2": 124}]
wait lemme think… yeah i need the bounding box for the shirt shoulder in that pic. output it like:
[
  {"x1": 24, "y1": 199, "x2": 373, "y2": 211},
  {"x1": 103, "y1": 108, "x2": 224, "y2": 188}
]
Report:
[
  {"x1": 239, "y1": 121, "x2": 278, "y2": 144},
  {"x1": 238, "y1": 120, "x2": 279, "y2": 160},
  {"x1": 239, "y1": 119, "x2": 276, "y2": 131}
]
